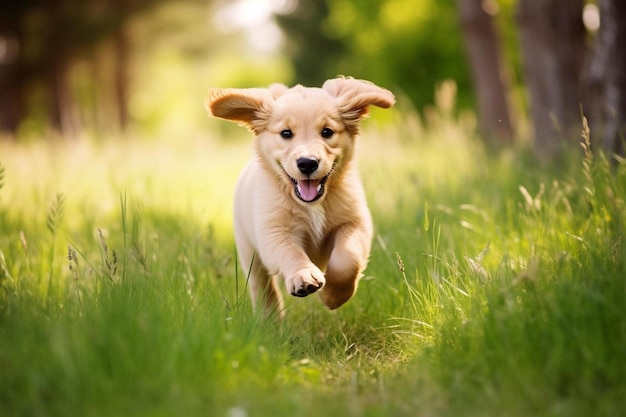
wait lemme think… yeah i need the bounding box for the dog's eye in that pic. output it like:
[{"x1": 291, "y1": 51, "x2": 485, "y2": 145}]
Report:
[
  {"x1": 280, "y1": 129, "x2": 293, "y2": 139},
  {"x1": 321, "y1": 128, "x2": 334, "y2": 139}
]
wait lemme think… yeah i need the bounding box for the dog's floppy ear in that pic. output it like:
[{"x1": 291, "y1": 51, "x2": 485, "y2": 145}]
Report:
[
  {"x1": 205, "y1": 88, "x2": 275, "y2": 133},
  {"x1": 322, "y1": 77, "x2": 395, "y2": 134}
]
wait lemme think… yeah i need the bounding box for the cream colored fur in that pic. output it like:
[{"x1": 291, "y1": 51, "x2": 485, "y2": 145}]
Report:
[{"x1": 206, "y1": 77, "x2": 395, "y2": 318}]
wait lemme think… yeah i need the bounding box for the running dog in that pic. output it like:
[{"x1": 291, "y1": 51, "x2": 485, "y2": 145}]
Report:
[{"x1": 206, "y1": 76, "x2": 395, "y2": 318}]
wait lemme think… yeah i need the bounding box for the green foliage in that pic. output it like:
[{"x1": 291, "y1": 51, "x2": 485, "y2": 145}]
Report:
[
  {"x1": 276, "y1": 0, "x2": 346, "y2": 88},
  {"x1": 278, "y1": 0, "x2": 479, "y2": 110},
  {"x1": 0, "y1": 109, "x2": 625, "y2": 416}
]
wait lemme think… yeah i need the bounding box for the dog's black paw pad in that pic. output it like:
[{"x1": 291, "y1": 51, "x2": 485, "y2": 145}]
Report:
[
  {"x1": 306, "y1": 283, "x2": 321, "y2": 293},
  {"x1": 293, "y1": 288, "x2": 309, "y2": 297},
  {"x1": 292, "y1": 284, "x2": 321, "y2": 297}
]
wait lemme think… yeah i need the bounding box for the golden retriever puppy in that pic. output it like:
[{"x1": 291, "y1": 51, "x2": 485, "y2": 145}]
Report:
[{"x1": 206, "y1": 76, "x2": 395, "y2": 318}]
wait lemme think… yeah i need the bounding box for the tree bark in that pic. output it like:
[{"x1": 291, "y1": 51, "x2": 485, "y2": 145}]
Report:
[
  {"x1": 112, "y1": 0, "x2": 131, "y2": 133},
  {"x1": 594, "y1": 0, "x2": 626, "y2": 158},
  {"x1": 516, "y1": 0, "x2": 586, "y2": 159},
  {"x1": 44, "y1": 10, "x2": 76, "y2": 137},
  {"x1": 113, "y1": 25, "x2": 130, "y2": 132},
  {"x1": 458, "y1": 0, "x2": 513, "y2": 146},
  {"x1": 0, "y1": 16, "x2": 25, "y2": 135}
]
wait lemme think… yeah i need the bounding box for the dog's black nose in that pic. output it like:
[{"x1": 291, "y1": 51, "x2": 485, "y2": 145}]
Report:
[{"x1": 297, "y1": 157, "x2": 319, "y2": 175}]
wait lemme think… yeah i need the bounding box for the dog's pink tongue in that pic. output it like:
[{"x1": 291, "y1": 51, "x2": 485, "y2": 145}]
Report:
[{"x1": 297, "y1": 179, "x2": 320, "y2": 202}]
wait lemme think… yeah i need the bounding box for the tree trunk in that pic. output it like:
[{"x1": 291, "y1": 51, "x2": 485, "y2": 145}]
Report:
[
  {"x1": 516, "y1": 0, "x2": 586, "y2": 159},
  {"x1": 47, "y1": 57, "x2": 73, "y2": 135},
  {"x1": 458, "y1": 0, "x2": 513, "y2": 146},
  {"x1": 595, "y1": 0, "x2": 626, "y2": 158},
  {"x1": 44, "y1": 4, "x2": 77, "y2": 137},
  {"x1": 0, "y1": 18, "x2": 25, "y2": 136},
  {"x1": 112, "y1": 0, "x2": 131, "y2": 133},
  {"x1": 113, "y1": 25, "x2": 130, "y2": 132}
]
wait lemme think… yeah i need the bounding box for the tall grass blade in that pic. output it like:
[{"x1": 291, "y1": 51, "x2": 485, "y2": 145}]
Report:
[
  {"x1": 46, "y1": 193, "x2": 65, "y2": 305},
  {"x1": 120, "y1": 192, "x2": 128, "y2": 282}
]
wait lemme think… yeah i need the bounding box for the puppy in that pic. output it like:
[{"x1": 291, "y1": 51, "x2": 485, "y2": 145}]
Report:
[{"x1": 206, "y1": 77, "x2": 395, "y2": 318}]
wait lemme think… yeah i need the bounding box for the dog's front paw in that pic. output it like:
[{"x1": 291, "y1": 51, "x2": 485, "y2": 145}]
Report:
[{"x1": 286, "y1": 266, "x2": 326, "y2": 297}]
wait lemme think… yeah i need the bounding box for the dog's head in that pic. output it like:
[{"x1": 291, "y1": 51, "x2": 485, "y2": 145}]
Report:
[{"x1": 206, "y1": 77, "x2": 395, "y2": 204}]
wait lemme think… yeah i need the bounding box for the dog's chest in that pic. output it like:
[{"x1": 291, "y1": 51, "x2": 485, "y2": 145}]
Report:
[
  {"x1": 306, "y1": 205, "x2": 327, "y2": 243},
  {"x1": 289, "y1": 204, "x2": 330, "y2": 255}
]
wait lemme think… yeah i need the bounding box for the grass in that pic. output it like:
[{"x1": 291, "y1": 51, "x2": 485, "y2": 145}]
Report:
[{"x1": 1, "y1": 110, "x2": 625, "y2": 416}]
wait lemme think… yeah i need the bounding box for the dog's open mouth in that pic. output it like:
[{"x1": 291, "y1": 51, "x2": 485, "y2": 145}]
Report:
[
  {"x1": 279, "y1": 163, "x2": 333, "y2": 203},
  {"x1": 292, "y1": 176, "x2": 328, "y2": 202}
]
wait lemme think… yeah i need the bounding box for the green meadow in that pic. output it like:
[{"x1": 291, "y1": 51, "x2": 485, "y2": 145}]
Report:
[{"x1": 1, "y1": 108, "x2": 625, "y2": 416}]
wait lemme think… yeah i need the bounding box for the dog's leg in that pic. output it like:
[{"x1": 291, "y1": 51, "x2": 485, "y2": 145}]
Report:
[
  {"x1": 284, "y1": 263, "x2": 326, "y2": 298},
  {"x1": 319, "y1": 224, "x2": 371, "y2": 309},
  {"x1": 257, "y1": 237, "x2": 326, "y2": 299},
  {"x1": 239, "y1": 248, "x2": 285, "y2": 318}
]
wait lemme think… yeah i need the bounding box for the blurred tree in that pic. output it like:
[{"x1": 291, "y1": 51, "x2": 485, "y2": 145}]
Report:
[
  {"x1": 516, "y1": 0, "x2": 587, "y2": 159},
  {"x1": 515, "y1": 0, "x2": 626, "y2": 160},
  {"x1": 277, "y1": 0, "x2": 473, "y2": 111},
  {"x1": 0, "y1": 0, "x2": 200, "y2": 138},
  {"x1": 276, "y1": 0, "x2": 626, "y2": 161},
  {"x1": 0, "y1": 2, "x2": 28, "y2": 134},
  {"x1": 111, "y1": 0, "x2": 130, "y2": 131},
  {"x1": 4, "y1": 0, "x2": 623, "y2": 159},
  {"x1": 0, "y1": 0, "x2": 126, "y2": 136},
  {"x1": 458, "y1": 0, "x2": 513, "y2": 145},
  {"x1": 590, "y1": 0, "x2": 626, "y2": 158},
  {"x1": 275, "y1": 0, "x2": 345, "y2": 87}
]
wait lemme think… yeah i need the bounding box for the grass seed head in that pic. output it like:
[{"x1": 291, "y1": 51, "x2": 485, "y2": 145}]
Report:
[
  {"x1": 395, "y1": 252, "x2": 405, "y2": 273},
  {"x1": 97, "y1": 229, "x2": 118, "y2": 279}
]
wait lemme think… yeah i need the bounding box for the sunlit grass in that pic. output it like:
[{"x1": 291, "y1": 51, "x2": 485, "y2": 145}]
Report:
[
  {"x1": 0, "y1": 136, "x2": 243, "y2": 243},
  {"x1": 1, "y1": 109, "x2": 625, "y2": 416}
]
